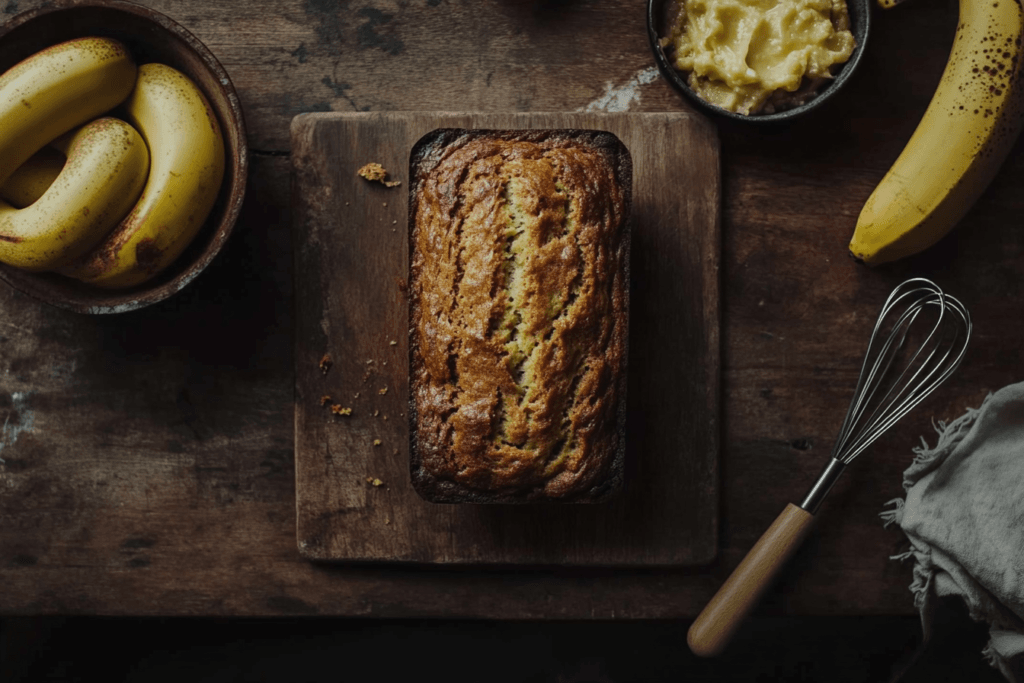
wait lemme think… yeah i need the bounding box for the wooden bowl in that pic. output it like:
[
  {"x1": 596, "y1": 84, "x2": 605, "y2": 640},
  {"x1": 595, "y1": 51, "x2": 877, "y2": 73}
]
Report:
[
  {"x1": 0, "y1": 0, "x2": 247, "y2": 314},
  {"x1": 648, "y1": 0, "x2": 870, "y2": 124}
]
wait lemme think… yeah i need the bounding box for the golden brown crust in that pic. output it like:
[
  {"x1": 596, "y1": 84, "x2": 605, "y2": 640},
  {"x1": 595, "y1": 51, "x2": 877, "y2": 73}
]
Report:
[{"x1": 409, "y1": 129, "x2": 631, "y2": 503}]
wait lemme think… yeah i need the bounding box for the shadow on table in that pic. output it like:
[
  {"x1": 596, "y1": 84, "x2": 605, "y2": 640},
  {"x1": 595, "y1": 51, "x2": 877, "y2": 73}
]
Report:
[{"x1": 0, "y1": 602, "x2": 1009, "y2": 683}]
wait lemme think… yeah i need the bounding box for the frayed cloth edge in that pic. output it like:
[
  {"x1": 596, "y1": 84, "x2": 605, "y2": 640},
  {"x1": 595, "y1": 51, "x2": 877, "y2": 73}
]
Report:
[
  {"x1": 878, "y1": 394, "x2": 990, "y2": 530},
  {"x1": 907, "y1": 549, "x2": 933, "y2": 613},
  {"x1": 878, "y1": 398, "x2": 984, "y2": 643},
  {"x1": 881, "y1": 498, "x2": 905, "y2": 528},
  {"x1": 904, "y1": 399, "x2": 986, "y2": 491},
  {"x1": 983, "y1": 642, "x2": 1021, "y2": 683}
]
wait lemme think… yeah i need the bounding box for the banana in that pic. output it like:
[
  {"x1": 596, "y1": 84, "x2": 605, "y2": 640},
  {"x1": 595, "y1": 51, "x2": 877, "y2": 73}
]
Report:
[
  {"x1": 62, "y1": 63, "x2": 225, "y2": 289},
  {"x1": 0, "y1": 36, "x2": 137, "y2": 188},
  {"x1": 849, "y1": 0, "x2": 1024, "y2": 264},
  {"x1": 0, "y1": 118, "x2": 149, "y2": 271},
  {"x1": 0, "y1": 146, "x2": 65, "y2": 209}
]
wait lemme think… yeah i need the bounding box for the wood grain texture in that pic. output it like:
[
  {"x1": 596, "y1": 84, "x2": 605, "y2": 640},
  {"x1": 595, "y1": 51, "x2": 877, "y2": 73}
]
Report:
[
  {"x1": 291, "y1": 112, "x2": 720, "y2": 566},
  {"x1": 0, "y1": 0, "x2": 1018, "y2": 618}
]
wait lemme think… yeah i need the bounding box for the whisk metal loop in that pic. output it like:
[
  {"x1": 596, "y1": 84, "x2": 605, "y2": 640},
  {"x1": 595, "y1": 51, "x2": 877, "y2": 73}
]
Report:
[
  {"x1": 800, "y1": 278, "x2": 971, "y2": 514},
  {"x1": 831, "y1": 278, "x2": 972, "y2": 466}
]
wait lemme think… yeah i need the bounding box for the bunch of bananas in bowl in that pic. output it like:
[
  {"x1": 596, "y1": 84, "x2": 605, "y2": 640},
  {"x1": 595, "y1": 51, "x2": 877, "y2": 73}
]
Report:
[{"x1": 0, "y1": 36, "x2": 225, "y2": 290}]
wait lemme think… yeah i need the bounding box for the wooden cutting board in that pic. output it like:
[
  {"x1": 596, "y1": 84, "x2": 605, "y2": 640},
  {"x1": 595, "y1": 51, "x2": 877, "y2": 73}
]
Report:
[{"x1": 291, "y1": 112, "x2": 720, "y2": 566}]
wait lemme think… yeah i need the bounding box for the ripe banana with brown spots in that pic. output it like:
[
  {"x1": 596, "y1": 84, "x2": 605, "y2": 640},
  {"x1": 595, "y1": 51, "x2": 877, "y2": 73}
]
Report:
[
  {"x1": 849, "y1": 0, "x2": 1024, "y2": 264},
  {"x1": 0, "y1": 118, "x2": 149, "y2": 271},
  {"x1": 61, "y1": 63, "x2": 226, "y2": 289},
  {"x1": 0, "y1": 36, "x2": 136, "y2": 188}
]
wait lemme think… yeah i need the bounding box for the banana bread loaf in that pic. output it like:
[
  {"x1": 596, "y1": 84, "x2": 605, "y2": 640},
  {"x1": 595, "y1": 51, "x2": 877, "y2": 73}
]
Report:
[{"x1": 409, "y1": 129, "x2": 631, "y2": 503}]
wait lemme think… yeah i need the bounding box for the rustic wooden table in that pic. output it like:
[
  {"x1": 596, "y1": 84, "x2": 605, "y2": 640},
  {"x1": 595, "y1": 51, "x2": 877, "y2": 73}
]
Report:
[{"x1": 0, "y1": 0, "x2": 1016, "y2": 620}]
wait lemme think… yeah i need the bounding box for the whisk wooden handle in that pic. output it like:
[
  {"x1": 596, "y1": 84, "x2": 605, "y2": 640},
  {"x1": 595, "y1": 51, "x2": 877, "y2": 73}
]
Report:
[{"x1": 687, "y1": 503, "x2": 815, "y2": 657}]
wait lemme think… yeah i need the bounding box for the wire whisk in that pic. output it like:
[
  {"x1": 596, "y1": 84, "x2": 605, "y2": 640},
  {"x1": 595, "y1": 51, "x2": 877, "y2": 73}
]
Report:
[
  {"x1": 800, "y1": 278, "x2": 972, "y2": 513},
  {"x1": 688, "y1": 278, "x2": 972, "y2": 658},
  {"x1": 833, "y1": 278, "x2": 972, "y2": 465}
]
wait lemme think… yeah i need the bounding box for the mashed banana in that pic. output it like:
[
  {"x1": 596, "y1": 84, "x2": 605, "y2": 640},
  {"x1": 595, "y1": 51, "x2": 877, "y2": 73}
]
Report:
[{"x1": 662, "y1": 0, "x2": 856, "y2": 115}]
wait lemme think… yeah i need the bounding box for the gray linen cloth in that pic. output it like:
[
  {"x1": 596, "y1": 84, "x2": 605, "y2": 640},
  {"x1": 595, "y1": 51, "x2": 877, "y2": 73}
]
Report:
[{"x1": 882, "y1": 381, "x2": 1024, "y2": 681}]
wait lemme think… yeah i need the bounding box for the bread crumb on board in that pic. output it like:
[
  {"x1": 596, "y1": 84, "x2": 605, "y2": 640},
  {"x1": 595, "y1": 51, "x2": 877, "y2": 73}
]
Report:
[
  {"x1": 366, "y1": 477, "x2": 384, "y2": 487},
  {"x1": 319, "y1": 354, "x2": 332, "y2": 374},
  {"x1": 320, "y1": 395, "x2": 332, "y2": 406},
  {"x1": 357, "y1": 162, "x2": 401, "y2": 188},
  {"x1": 373, "y1": 439, "x2": 382, "y2": 447},
  {"x1": 331, "y1": 404, "x2": 353, "y2": 416}
]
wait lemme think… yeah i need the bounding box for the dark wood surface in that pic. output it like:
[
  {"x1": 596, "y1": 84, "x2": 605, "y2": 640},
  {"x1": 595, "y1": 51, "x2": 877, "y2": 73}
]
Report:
[
  {"x1": 291, "y1": 111, "x2": 720, "y2": 566},
  {"x1": 0, "y1": 0, "x2": 1018, "y2": 618}
]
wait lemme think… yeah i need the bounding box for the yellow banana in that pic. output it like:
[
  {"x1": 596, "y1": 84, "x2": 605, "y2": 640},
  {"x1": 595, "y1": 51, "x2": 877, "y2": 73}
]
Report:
[
  {"x1": 0, "y1": 118, "x2": 149, "y2": 271},
  {"x1": 849, "y1": 0, "x2": 1024, "y2": 264},
  {"x1": 0, "y1": 146, "x2": 65, "y2": 209},
  {"x1": 0, "y1": 36, "x2": 136, "y2": 188},
  {"x1": 62, "y1": 63, "x2": 225, "y2": 289}
]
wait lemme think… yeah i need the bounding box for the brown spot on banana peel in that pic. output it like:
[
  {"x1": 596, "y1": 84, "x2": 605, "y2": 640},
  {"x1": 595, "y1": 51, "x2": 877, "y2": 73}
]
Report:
[
  {"x1": 59, "y1": 201, "x2": 147, "y2": 280},
  {"x1": 2, "y1": 37, "x2": 132, "y2": 81},
  {"x1": 134, "y1": 236, "x2": 164, "y2": 273}
]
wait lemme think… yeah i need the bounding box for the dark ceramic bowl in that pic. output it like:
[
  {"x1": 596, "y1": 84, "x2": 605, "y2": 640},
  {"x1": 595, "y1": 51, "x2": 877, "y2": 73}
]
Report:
[
  {"x1": 648, "y1": 0, "x2": 870, "y2": 123},
  {"x1": 0, "y1": 0, "x2": 247, "y2": 314}
]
